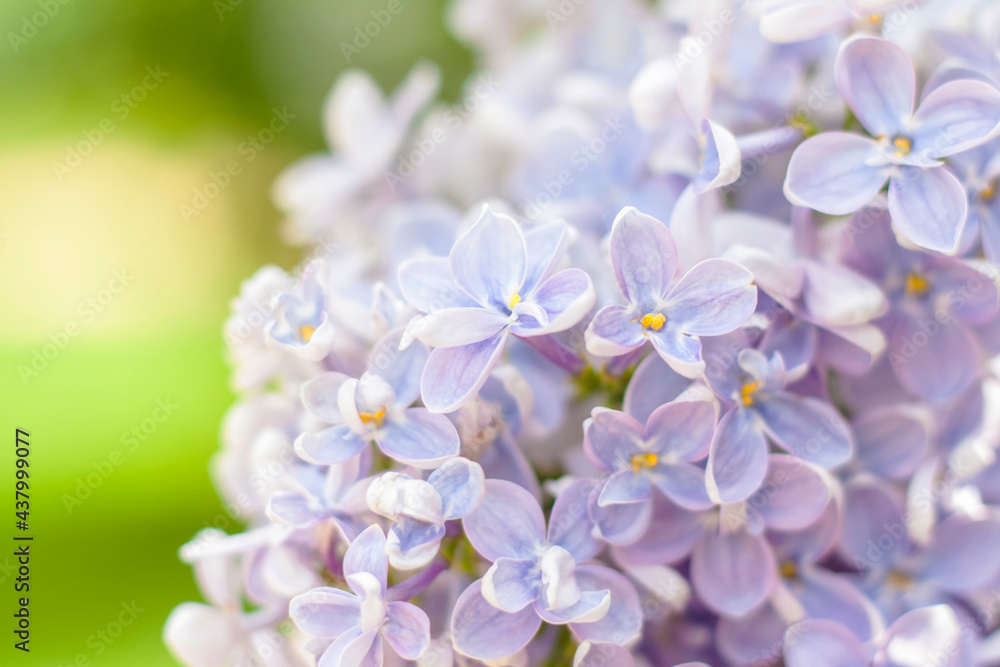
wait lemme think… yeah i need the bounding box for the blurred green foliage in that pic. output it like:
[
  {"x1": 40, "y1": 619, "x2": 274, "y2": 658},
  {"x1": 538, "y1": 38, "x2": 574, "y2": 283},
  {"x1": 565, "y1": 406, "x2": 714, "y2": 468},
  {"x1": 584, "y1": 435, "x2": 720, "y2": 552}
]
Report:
[{"x1": 0, "y1": 0, "x2": 471, "y2": 663}]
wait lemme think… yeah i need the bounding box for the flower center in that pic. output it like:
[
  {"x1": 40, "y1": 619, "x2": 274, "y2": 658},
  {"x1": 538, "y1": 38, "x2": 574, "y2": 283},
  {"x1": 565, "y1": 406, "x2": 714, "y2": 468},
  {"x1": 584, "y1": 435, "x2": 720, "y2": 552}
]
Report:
[
  {"x1": 640, "y1": 313, "x2": 666, "y2": 331},
  {"x1": 780, "y1": 560, "x2": 799, "y2": 580},
  {"x1": 886, "y1": 570, "x2": 914, "y2": 591},
  {"x1": 299, "y1": 325, "x2": 316, "y2": 342},
  {"x1": 981, "y1": 181, "x2": 997, "y2": 202},
  {"x1": 740, "y1": 381, "x2": 759, "y2": 407},
  {"x1": 631, "y1": 452, "x2": 658, "y2": 471},
  {"x1": 508, "y1": 292, "x2": 521, "y2": 309},
  {"x1": 905, "y1": 272, "x2": 930, "y2": 296},
  {"x1": 891, "y1": 135, "x2": 912, "y2": 157},
  {"x1": 359, "y1": 406, "x2": 387, "y2": 429}
]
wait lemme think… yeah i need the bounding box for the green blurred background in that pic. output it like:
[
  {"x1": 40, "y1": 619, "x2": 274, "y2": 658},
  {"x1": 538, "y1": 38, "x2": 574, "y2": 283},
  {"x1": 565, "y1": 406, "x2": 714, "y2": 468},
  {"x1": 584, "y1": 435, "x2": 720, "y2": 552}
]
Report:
[{"x1": 0, "y1": 0, "x2": 471, "y2": 663}]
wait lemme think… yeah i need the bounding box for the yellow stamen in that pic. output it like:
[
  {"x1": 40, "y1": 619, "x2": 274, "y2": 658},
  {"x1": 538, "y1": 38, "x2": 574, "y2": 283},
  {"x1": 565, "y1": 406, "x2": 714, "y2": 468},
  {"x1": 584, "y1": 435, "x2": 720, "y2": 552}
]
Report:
[
  {"x1": 780, "y1": 560, "x2": 799, "y2": 580},
  {"x1": 509, "y1": 293, "x2": 521, "y2": 309},
  {"x1": 981, "y1": 182, "x2": 997, "y2": 202},
  {"x1": 870, "y1": 14, "x2": 883, "y2": 24},
  {"x1": 892, "y1": 136, "x2": 912, "y2": 157},
  {"x1": 640, "y1": 313, "x2": 666, "y2": 331},
  {"x1": 905, "y1": 272, "x2": 930, "y2": 296},
  {"x1": 358, "y1": 407, "x2": 386, "y2": 429},
  {"x1": 631, "y1": 452, "x2": 658, "y2": 471},
  {"x1": 299, "y1": 325, "x2": 316, "y2": 342},
  {"x1": 740, "y1": 382, "x2": 759, "y2": 407},
  {"x1": 887, "y1": 570, "x2": 914, "y2": 590}
]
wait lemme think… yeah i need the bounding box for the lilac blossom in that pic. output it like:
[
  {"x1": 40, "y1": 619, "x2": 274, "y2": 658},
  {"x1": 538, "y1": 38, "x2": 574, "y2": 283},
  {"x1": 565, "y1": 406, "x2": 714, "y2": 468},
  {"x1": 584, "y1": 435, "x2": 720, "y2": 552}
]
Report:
[
  {"x1": 400, "y1": 205, "x2": 596, "y2": 413},
  {"x1": 785, "y1": 35, "x2": 1000, "y2": 253},
  {"x1": 585, "y1": 206, "x2": 758, "y2": 377},
  {"x1": 295, "y1": 331, "x2": 460, "y2": 468},
  {"x1": 290, "y1": 525, "x2": 431, "y2": 665},
  {"x1": 366, "y1": 457, "x2": 484, "y2": 569},
  {"x1": 452, "y1": 479, "x2": 641, "y2": 660}
]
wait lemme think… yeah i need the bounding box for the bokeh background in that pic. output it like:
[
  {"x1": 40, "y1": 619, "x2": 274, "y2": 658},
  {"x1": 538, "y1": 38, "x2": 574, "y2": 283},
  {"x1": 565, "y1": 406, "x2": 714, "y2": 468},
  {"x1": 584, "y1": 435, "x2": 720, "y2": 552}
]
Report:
[{"x1": 0, "y1": 1, "x2": 471, "y2": 663}]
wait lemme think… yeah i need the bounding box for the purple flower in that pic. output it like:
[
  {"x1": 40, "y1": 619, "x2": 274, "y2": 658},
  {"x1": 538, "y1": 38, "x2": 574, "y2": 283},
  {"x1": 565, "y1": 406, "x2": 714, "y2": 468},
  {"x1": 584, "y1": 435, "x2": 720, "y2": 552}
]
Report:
[
  {"x1": 451, "y1": 479, "x2": 641, "y2": 661},
  {"x1": 266, "y1": 275, "x2": 336, "y2": 361},
  {"x1": 266, "y1": 455, "x2": 371, "y2": 541},
  {"x1": 784, "y1": 605, "x2": 967, "y2": 667},
  {"x1": 583, "y1": 394, "x2": 717, "y2": 546},
  {"x1": 295, "y1": 331, "x2": 460, "y2": 468},
  {"x1": 290, "y1": 525, "x2": 431, "y2": 666},
  {"x1": 703, "y1": 338, "x2": 853, "y2": 503},
  {"x1": 841, "y1": 204, "x2": 999, "y2": 401},
  {"x1": 399, "y1": 205, "x2": 596, "y2": 413},
  {"x1": 784, "y1": 35, "x2": 1000, "y2": 253},
  {"x1": 366, "y1": 457, "x2": 484, "y2": 570},
  {"x1": 584, "y1": 206, "x2": 758, "y2": 377}
]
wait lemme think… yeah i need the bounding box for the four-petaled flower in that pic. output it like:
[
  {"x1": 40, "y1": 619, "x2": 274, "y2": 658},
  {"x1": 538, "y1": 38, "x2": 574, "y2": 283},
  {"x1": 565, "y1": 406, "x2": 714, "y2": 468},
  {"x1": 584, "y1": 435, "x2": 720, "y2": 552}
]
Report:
[
  {"x1": 290, "y1": 525, "x2": 431, "y2": 666},
  {"x1": 785, "y1": 35, "x2": 1000, "y2": 253},
  {"x1": 366, "y1": 457, "x2": 485, "y2": 570},
  {"x1": 399, "y1": 205, "x2": 596, "y2": 413},
  {"x1": 585, "y1": 206, "x2": 758, "y2": 377},
  {"x1": 295, "y1": 330, "x2": 460, "y2": 468}
]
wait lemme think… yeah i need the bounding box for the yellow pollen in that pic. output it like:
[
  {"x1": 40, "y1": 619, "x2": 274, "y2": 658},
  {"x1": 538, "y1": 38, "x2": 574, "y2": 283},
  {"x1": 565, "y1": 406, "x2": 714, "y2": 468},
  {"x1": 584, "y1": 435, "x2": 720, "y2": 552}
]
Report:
[
  {"x1": 740, "y1": 382, "x2": 759, "y2": 407},
  {"x1": 780, "y1": 560, "x2": 799, "y2": 580},
  {"x1": 631, "y1": 452, "x2": 658, "y2": 471},
  {"x1": 870, "y1": 14, "x2": 883, "y2": 24},
  {"x1": 640, "y1": 313, "x2": 666, "y2": 331},
  {"x1": 887, "y1": 570, "x2": 914, "y2": 590},
  {"x1": 299, "y1": 325, "x2": 316, "y2": 342},
  {"x1": 981, "y1": 183, "x2": 997, "y2": 202},
  {"x1": 892, "y1": 136, "x2": 912, "y2": 157},
  {"x1": 509, "y1": 293, "x2": 521, "y2": 309},
  {"x1": 358, "y1": 407, "x2": 386, "y2": 428},
  {"x1": 905, "y1": 272, "x2": 930, "y2": 296}
]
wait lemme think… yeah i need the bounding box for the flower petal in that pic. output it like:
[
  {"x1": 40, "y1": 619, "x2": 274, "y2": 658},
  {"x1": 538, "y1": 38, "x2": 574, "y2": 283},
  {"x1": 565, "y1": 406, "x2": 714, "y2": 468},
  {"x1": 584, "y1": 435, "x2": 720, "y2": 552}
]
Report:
[
  {"x1": 888, "y1": 311, "x2": 979, "y2": 401},
  {"x1": 427, "y1": 457, "x2": 485, "y2": 519},
  {"x1": 420, "y1": 329, "x2": 508, "y2": 413},
  {"x1": 911, "y1": 79, "x2": 1000, "y2": 158},
  {"x1": 301, "y1": 372, "x2": 353, "y2": 423},
  {"x1": 290, "y1": 587, "x2": 362, "y2": 639},
  {"x1": 383, "y1": 601, "x2": 430, "y2": 660},
  {"x1": 408, "y1": 307, "x2": 509, "y2": 348},
  {"x1": 664, "y1": 259, "x2": 757, "y2": 336},
  {"x1": 377, "y1": 409, "x2": 459, "y2": 469},
  {"x1": 584, "y1": 305, "x2": 645, "y2": 358},
  {"x1": 518, "y1": 268, "x2": 595, "y2": 336},
  {"x1": 888, "y1": 165, "x2": 968, "y2": 254},
  {"x1": 548, "y1": 478, "x2": 603, "y2": 563},
  {"x1": 645, "y1": 393, "x2": 717, "y2": 462},
  {"x1": 755, "y1": 393, "x2": 853, "y2": 469},
  {"x1": 746, "y1": 454, "x2": 829, "y2": 531},
  {"x1": 397, "y1": 257, "x2": 477, "y2": 313},
  {"x1": 651, "y1": 463, "x2": 713, "y2": 511},
  {"x1": 707, "y1": 407, "x2": 769, "y2": 504},
  {"x1": 583, "y1": 408, "x2": 645, "y2": 471},
  {"x1": 784, "y1": 132, "x2": 888, "y2": 215},
  {"x1": 917, "y1": 516, "x2": 1000, "y2": 593},
  {"x1": 535, "y1": 590, "x2": 610, "y2": 624},
  {"x1": 783, "y1": 620, "x2": 867, "y2": 667},
  {"x1": 463, "y1": 479, "x2": 546, "y2": 561},
  {"x1": 295, "y1": 425, "x2": 369, "y2": 466},
  {"x1": 691, "y1": 528, "x2": 776, "y2": 617},
  {"x1": 451, "y1": 580, "x2": 541, "y2": 661},
  {"x1": 609, "y1": 206, "x2": 678, "y2": 307},
  {"x1": 598, "y1": 470, "x2": 652, "y2": 506},
  {"x1": 835, "y1": 36, "x2": 914, "y2": 137},
  {"x1": 482, "y1": 558, "x2": 540, "y2": 613},
  {"x1": 344, "y1": 525, "x2": 388, "y2": 595},
  {"x1": 450, "y1": 206, "x2": 527, "y2": 307},
  {"x1": 568, "y1": 565, "x2": 643, "y2": 645}
]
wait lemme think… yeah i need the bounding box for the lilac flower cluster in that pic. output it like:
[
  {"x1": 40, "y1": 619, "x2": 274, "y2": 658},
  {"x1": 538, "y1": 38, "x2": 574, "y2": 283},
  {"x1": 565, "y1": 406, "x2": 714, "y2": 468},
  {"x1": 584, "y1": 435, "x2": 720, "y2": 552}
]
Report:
[{"x1": 165, "y1": 1, "x2": 1000, "y2": 666}]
